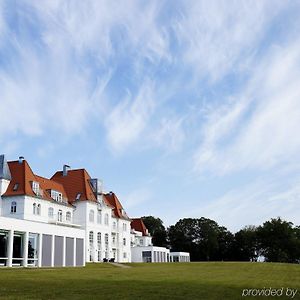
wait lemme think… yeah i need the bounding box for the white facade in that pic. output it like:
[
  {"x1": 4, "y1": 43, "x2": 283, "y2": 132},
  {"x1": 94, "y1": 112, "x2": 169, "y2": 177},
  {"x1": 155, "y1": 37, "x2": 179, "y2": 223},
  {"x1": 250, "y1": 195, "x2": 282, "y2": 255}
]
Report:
[
  {"x1": 131, "y1": 246, "x2": 170, "y2": 263},
  {"x1": 0, "y1": 155, "x2": 133, "y2": 267},
  {"x1": 170, "y1": 252, "x2": 190, "y2": 262},
  {"x1": 0, "y1": 155, "x2": 190, "y2": 267}
]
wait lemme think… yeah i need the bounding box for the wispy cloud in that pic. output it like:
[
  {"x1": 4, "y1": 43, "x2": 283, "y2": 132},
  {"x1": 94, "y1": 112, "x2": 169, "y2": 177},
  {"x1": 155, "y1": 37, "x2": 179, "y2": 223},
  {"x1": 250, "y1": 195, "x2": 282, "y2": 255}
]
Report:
[
  {"x1": 194, "y1": 38, "x2": 300, "y2": 176},
  {"x1": 104, "y1": 80, "x2": 156, "y2": 153},
  {"x1": 175, "y1": 1, "x2": 284, "y2": 82},
  {"x1": 186, "y1": 174, "x2": 300, "y2": 231}
]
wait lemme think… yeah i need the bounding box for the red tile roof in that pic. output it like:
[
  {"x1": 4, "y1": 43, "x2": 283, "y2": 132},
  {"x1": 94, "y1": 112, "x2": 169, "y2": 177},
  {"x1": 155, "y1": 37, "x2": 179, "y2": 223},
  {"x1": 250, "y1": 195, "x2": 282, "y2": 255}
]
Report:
[
  {"x1": 51, "y1": 169, "x2": 97, "y2": 204},
  {"x1": 103, "y1": 192, "x2": 130, "y2": 220},
  {"x1": 131, "y1": 218, "x2": 149, "y2": 236},
  {"x1": 3, "y1": 160, "x2": 68, "y2": 203}
]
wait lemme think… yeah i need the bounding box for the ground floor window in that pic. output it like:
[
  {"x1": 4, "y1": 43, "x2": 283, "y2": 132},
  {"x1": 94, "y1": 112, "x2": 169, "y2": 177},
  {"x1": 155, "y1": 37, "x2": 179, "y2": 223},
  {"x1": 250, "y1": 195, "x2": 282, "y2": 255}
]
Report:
[
  {"x1": 28, "y1": 233, "x2": 38, "y2": 266},
  {"x1": 0, "y1": 231, "x2": 8, "y2": 266},
  {"x1": 12, "y1": 233, "x2": 23, "y2": 265},
  {"x1": 142, "y1": 251, "x2": 152, "y2": 263}
]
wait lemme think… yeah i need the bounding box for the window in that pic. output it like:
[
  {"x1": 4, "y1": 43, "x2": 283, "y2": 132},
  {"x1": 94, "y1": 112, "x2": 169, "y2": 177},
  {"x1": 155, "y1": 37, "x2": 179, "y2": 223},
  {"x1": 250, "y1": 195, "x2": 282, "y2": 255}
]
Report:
[
  {"x1": 123, "y1": 252, "x2": 127, "y2": 259},
  {"x1": 66, "y1": 211, "x2": 71, "y2": 222},
  {"x1": 50, "y1": 190, "x2": 63, "y2": 202},
  {"x1": 123, "y1": 223, "x2": 127, "y2": 231},
  {"x1": 89, "y1": 210, "x2": 94, "y2": 223},
  {"x1": 33, "y1": 203, "x2": 36, "y2": 215},
  {"x1": 89, "y1": 231, "x2": 94, "y2": 247},
  {"x1": 32, "y1": 181, "x2": 40, "y2": 195},
  {"x1": 140, "y1": 239, "x2": 143, "y2": 245},
  {"x1": 123, "y1": 238, "x2": 126, "y2": 246},
  {"x1": 57, "y1": 210, "x2": 63, "y2": 222},
  {"x1": 113, "y1": 221, "x2": 116, "y2": 230},
  {"x1": 104, "y1": 213, "x2": 109, "y2": 225},
  {"x1": 105, "y1": 234, "x2": 109, "y2": 249},
  {"x1": 97, "y1": 232, "x2": 101, "y2": 249},
  {"x1": 13, "y1": 183, "x2": 19, "y2": 191},
  {"x1": 112, "y1": 236, "x2": 115, "y2": 244},
  {"x1": 10, "y1": 201, "x2": 17, "y2": 214},
  {"x1": 97, "y1": 211, "x2": 102, "y2": 224},
  {"x1": 75, "y1": 193, "x2": 81, "y2": 201},
  {"x1": 37, "y1": 204, "x2": 41, "y2": 215},
  {"x1": 48, "y1": 207, "x2": 54, "y2": 218}
]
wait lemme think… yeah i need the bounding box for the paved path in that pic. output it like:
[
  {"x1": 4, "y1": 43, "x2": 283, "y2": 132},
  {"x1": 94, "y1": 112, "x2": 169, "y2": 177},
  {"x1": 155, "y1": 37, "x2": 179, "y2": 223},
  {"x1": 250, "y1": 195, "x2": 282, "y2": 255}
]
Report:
[{"x1": 110, "y1": 262, "x2": 131, "y2": 268}]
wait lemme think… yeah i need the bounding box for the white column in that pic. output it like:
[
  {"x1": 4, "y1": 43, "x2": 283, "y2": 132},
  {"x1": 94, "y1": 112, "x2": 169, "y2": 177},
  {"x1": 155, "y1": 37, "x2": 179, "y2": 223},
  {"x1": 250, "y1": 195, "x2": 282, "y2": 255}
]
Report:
[
  {"x1": 7, "y1": 230, "x2": 14, "y2": 267},
  {"x1": 23, "y1": 232, "x2": 29, "y2": 267},
  {"x1": 62, "y1": 236, "x2": 66, "y2": 267},
  {"x1": 73, "y1": 238, "x2": 76, "y2": 267},
  {"x1": 51, "y1": 235, "x2": 55, "y2": 267},
  {"x1": 38, "y1": 233, "x2": 42, "y2": 267}
]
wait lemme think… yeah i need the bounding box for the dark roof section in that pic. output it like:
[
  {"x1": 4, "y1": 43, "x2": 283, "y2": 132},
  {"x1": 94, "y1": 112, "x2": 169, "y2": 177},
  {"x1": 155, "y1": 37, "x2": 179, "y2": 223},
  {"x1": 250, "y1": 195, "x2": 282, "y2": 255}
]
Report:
[
  {"x1": 51, "y1": 169, "x2": 97, "y2": 204},
  {"x1": 131, "y1": 218, "x2": 149, "y2": 236},
  {"x1": 0, "y1": 155, "x2": 11, "y2": 180},
  {"x1": 103, "y1": 192, "x2": 130, "y2": 220}
]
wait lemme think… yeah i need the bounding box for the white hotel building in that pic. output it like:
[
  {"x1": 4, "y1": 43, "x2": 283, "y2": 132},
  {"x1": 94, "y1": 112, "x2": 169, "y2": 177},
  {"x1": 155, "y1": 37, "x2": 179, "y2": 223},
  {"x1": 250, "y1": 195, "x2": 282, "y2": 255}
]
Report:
[{"x1": 0, "y1": 154, "x2": 189, "y2": 267}]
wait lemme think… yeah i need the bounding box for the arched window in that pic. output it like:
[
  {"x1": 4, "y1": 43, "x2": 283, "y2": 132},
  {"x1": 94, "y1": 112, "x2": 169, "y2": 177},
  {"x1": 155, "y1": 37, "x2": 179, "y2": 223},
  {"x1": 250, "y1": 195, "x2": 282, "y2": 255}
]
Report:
[
  {"x1": 97, "y1": 232, "x2": 101, "y2": 249},
  {"x1": 104, "y1": 213, "x2": 109, "y2": 225},
  {"x1": 89, "y1": 210, "x2": 94, "y2": 222},
  {"x1": 48, "y1": 207, "x2": 54, "y2": 218},
  {"x1": 89, "y1": 231, "x2": 94, "y2": 247},
  {"x1": 37, "y1": 204, "x2": 41, "y2": 215},
  {"x1": 10, "y1": 201, "x2": 17, "y2": 214},
  {"x1": 105, "y1": 234, "x2": 109, "y2": 248},
  {"x1": 33, "y1": 203, "x2": 36, "y2": 215},
  {"x1": 57, "y1": 210, "x2": 62, "y2": 222},
  {"x1": 66, "y1": 211, "x2": 71, "y2": 222},
  {"x1": 97, "y1": 211, "x2": 102, "y2": 224}
]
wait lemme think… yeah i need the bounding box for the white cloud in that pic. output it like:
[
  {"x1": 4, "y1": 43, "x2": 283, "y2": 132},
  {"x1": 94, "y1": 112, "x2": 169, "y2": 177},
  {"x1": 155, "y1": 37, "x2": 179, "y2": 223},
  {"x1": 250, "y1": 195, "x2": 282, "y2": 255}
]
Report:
[
  {"x1": 151, "y1": 116, "x2": 186, "y2": 152},
  {"x1": 186, "y1": 176, "x2": 300, "y2": 232},
  {"x1": 104, "y1": 81, "x2": 155, "y2": 153},
  {"x1": 175, "y1": 0, "x2": 284, "y2": 82},
  {"x1": 121, "y1": 187, "x2": 153, "y2": 211},
  {"x1": 194, "y1": 39, "x2": 300, "y2": 175}
]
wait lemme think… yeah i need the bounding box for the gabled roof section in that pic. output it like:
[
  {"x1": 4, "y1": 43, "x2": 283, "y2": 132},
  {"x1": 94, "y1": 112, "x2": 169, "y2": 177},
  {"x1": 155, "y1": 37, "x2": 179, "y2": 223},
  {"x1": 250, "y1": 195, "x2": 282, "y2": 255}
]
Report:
[
  {"x1": 0, "y1": 155, "x2": 11, "y2": 180},
  {"x1": 131, "y1": 218, "x2": 149, "y2": 236},
  {"x1": 103, "y1": 192, "x2": 130, "y2": 220},
  {"x1": 51, "y1": 169, "x2": 97, "y2": 204},
  {"x1": 35, "y1": 175, "x2": 68, "y2": 200},
  {"x1": 3, "y1": 160, "x2": 68, "y2": 203}
]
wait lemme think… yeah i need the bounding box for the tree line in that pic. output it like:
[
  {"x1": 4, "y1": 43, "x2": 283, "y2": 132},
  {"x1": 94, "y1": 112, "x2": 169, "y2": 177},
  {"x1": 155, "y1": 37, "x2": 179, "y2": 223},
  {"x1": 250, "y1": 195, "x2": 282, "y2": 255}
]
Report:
[{"x1": 141, "y1": 216, "x2": 300, "y2": 263}]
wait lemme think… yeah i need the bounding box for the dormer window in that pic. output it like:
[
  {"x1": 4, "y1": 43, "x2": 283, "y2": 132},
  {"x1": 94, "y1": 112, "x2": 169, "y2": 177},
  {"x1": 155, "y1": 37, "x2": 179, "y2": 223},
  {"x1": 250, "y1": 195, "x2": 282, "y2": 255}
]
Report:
[
  {"x1": 75, "y1": 193, "x2": 81, "y2": 201},
  {"x1": 32, "y1": 181, "x2": 40, "y2": 195},
  {"x1": 50, "y1": 190, "x2": 63, "y2": 202},
  {"x1": 13, "y1": 183, "x2": 19, "y2": 191}
]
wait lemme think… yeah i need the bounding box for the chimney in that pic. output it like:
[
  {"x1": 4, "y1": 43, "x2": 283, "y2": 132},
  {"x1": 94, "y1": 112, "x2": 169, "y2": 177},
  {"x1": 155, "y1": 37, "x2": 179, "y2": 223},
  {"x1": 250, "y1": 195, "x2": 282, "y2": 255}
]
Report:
[
  {"x1": 63, "y1": 164, "x2": 70, "y2": 176},
  {"x1": 18, "y1": 156, "x2": 24, "y2": 164}
]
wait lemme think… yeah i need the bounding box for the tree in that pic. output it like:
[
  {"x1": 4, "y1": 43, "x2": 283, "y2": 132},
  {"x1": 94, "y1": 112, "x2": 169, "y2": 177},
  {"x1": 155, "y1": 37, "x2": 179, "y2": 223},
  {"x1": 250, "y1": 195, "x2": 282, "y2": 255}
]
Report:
[
  {"x1": 257, "y1": 217, "x2": 300, "y2": 263},
  {"x1": 142, "y1": 216, "x2": 168, "y2": 247},
  {"x1": 168, "y1": 217, "x2": 234, "y2": 261},
  {"x1": 233, "y1": 226, "x2": 258, "y2": 261}
]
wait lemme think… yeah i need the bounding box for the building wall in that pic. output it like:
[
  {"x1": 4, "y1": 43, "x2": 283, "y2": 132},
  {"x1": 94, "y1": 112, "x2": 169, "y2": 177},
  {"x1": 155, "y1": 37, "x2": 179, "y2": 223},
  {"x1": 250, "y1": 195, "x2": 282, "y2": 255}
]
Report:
[
  {"x1": 0, "y1": 216, "x2": 85, "y2": 267},
  {"x1": 73, "y1": 201, "x2": 114, "y2": 262},
  {"x1": 131, "y1": 246, "x2": 170, "y2": 263},
  {"x1": 1, "y1": 195, "x2": 74, "y2": 225}
]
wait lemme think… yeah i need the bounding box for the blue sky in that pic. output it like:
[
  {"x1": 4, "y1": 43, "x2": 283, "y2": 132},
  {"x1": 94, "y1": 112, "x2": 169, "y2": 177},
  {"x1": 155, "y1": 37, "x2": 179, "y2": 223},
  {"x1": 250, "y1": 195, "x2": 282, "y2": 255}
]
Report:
[{"x1": 1, "y1": 1, "x2": 300, "y2": 231}]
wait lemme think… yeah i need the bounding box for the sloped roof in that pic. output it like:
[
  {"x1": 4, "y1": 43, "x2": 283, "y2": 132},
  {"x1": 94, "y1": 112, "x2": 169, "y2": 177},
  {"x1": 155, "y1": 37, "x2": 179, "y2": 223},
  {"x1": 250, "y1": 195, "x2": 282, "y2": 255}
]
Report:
[
  {"x1": 131, "y1": 218, "x2": 149, "y2": 236},
  {"x1": 51, "y1": 169, "x2": 97, "y2": 204},
  {"x1": 103, "y1": 192, "x2": 130, "y2": 220},
  {"x1": 0, "y1": 155, "x2": 11, "y2": 180},
  {"x1": 3, "y1": 160, "x2": 68, "y2": 203}
]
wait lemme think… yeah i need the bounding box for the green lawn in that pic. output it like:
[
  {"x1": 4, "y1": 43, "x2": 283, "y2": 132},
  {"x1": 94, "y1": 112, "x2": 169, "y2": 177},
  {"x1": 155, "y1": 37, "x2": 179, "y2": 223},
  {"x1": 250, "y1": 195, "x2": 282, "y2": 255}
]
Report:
[{"x1": 0, "y1": 262, "x2": 299, "y2": 299}]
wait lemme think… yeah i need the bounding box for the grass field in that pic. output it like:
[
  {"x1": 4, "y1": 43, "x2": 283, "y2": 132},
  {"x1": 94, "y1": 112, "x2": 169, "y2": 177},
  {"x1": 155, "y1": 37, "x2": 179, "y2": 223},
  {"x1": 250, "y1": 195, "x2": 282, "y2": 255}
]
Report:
[{"x1": 0, "y1": 262, "x2": 299, "y2": 300}]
